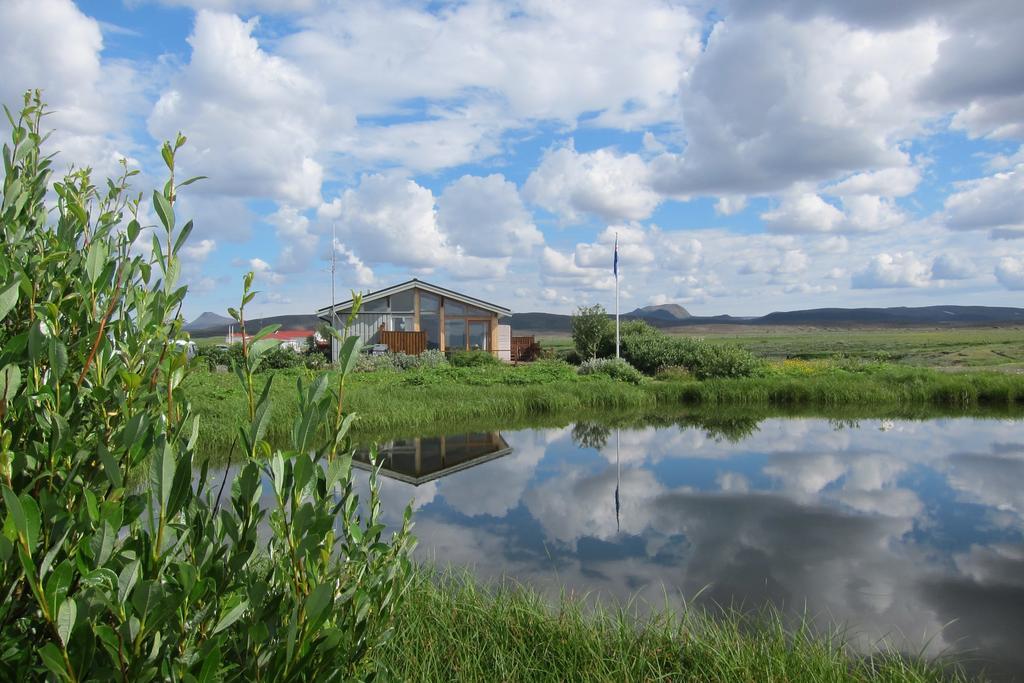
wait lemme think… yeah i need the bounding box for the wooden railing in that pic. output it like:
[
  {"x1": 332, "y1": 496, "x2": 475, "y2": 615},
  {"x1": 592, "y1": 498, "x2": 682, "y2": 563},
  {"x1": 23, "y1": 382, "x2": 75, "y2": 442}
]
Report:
[
  {"x1": 511, "y1": 335, "x2": 536, "y2": 362},
  {"x1": 378, "y1": 330, "x2": 428, "y2": 355}
]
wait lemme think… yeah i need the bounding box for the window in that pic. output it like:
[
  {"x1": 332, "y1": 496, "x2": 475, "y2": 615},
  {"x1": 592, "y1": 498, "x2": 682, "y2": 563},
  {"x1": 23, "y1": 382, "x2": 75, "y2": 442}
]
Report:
[
  {"x1": 445, "y1": 319, "x2": 466, "y2": 351},
  {"x1": 390, "y1": 290, "x2": 415, "y2": 312},
  {"x1": 420, "y1": 292, "x2": 440, "y2": 312},
  {"x1": 362, "y1": 298, "x2": 388, "y2": 312},
  {"x1": 445, "y1": 300, "x2": 490, "y2": 316},
  {"x1": 420, "y1": 314, "x2": 440, "y2": 349},
  {"x1": 468, "y1": 320, "x2": 489, "y2": 350},
  {"x1": 392, "y1": 315, "x2": 414, "y2": 332}
]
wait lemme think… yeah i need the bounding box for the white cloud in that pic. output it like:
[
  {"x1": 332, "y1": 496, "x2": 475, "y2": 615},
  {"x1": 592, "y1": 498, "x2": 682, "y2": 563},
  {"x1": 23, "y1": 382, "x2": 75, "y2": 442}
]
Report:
[
  {"x1": 148, "y1": 11, "x2": 330, "y2": 208},
  {"x1": 330, "y1": 239, "x2": 374, "y2": 288},
  {"x1": 650, "y1": 15, "x2": 941, "y2": 196},
  {"x1": 181, "y1": 238, "x2": 216, "y2": 261},
  {"x1": 248, "y1": 257, "x2": 285, "y2": 285},
  {"x1": 524, "y1": 145, "x2": 660, "y2": 223},
  {"x1": 438, "y1": 174, "x2": 543, "y2": 257},
  {"x1": 270, "y1": 206, "x2": 319, "y2": 274},
  {"x1": 931, "y1": 253, "x2": 976, "y2": 281},
  {"x1": 943, "y1": 166, "x2": 1024, "y2": 232},
  {"x1": 761, "y1": 193, "x2": 844, "y2": 233},
  {"x1": 0, "y1": 0, "x2": 146, "y2": 182},
  {"x1": 826, "y1": 167, "x2": 921, "y2": 197},
  {"x1": 852, "y1": 252, "x2": 931, "y2": 289},
  {"x1": 995, "y1": 257, "x2": 1024, "y2": 290},
  {"x1": 328, "y1": 173, "x2": 445, "y2": 268}
]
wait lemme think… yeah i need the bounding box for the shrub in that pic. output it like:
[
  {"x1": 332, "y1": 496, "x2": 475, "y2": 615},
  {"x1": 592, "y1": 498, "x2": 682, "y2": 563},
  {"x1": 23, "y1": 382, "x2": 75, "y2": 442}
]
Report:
[
  {"x1": 259, "y1": 344, "x2": 304, "y2": 371},
  {"x1": 450, "y1": 349, "x2": 500, "y2": 367},
  {"x1": 196, "y1": 343, "x2": 241, "y2": 369},
  {"x1": 417, "y1": 348, "x2": 448, "y2": 368},
  {"x1": 0, "y1": 93, "x2": 414, "y2": 681},
  {"x1": 597, "y1": 321, "x2": 764, "y2": 378},
  {"x1": 572, "y1": 304, "x2": 611, "y2": 360},
  {"x1": 577, "y1": 357, "x2": 645, "y2": 384}
]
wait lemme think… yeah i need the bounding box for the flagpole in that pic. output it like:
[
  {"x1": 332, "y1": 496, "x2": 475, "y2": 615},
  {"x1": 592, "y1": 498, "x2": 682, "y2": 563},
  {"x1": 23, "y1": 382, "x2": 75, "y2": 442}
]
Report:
[{"x1": 615, "y1": 232, "x2": 620, "y2": 359}]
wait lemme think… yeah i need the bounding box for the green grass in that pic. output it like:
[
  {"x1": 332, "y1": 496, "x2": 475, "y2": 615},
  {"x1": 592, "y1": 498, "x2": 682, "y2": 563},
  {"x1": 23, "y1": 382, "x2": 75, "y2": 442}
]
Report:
[
  {"x1": 541, "y1": 327, "x2": 1024, "y2": 370},
  {"x1": 184, "y1": 359, "x2": 1024, "y2": 456},
  {"x1": 384, "y1": 570, "x2": 969, "y2": 682}
]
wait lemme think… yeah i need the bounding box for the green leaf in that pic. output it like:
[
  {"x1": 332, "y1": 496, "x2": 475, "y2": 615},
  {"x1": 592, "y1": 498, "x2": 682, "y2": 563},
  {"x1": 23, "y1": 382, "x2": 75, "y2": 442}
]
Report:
[
  {"x1": 251, "y1": 324, "x2": 281, "y2": 343},
  {"x1": 176, "y1": 175, "x2": 207, "y2": 189},
  {"x1": 3, "y1": 486, "x2": 39, "y2": 552},
  {"x1": 97, "y1": 443, "x2": 123, "y2": 489},
  {"x1": 172, "y1": 219, "x2": 193, "y2": 256},
  {"x1": 28, "y1": 319, "x2": 47, "y2": 361},
  {"x1": 196, "y1": 642, "x2": 221, "y2": 683},
  {"x1": 38, "y1": 643, "x2": 69, "y2": 682},
  {"x1": 304, "y1": 583, "x2": 334, "y2": 626},
  {"x1": 337, "y1": 336, "x2": 363, "y2": 377},
  {"x1": 0, "y1": 277, "x2": 19, "y2": 323},
  {"x1": 118, "y1": 560, "x2": 140, "y2": 605},
  {"x1": 161, "y1": 142, "x2": 174, "y2": 171},
  {"x1": 0, "y1": 364, "x2": 21, "y2": 402},
  {"x1": 57, "y1": 597, "x2": 77, "y2": 646},
  {"x1": 85, "y1": 241, "x2": 108, "y2": 285},
  {"x1": 149, "y1": 443, "x2": 176, "y2": 511},
  {"x1": 212, "y1": 596, "x2": 248, "y2": 635},
  {"x1": 326, "y1": 453, "x2": 353, "y2": 491},
  {"x1": 49, "y1": 339, "x2": 68, "y2": 378}
]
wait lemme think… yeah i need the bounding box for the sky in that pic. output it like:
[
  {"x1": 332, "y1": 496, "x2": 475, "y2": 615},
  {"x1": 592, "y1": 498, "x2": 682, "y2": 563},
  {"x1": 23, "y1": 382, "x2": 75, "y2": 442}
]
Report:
[{"x1": 2, "y1": 0, "x2": 1023, "y2": 320}]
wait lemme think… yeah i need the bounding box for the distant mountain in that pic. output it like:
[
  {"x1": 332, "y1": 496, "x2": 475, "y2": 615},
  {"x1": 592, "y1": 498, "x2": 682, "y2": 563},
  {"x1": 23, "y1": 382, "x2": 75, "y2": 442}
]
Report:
[
  {"x1": 184, "y1": 312, "x2": 232, "y2": 331},
  {"x1": 756, "y1": 305, "x2": 1024, "y2": 326},
  {"x1": 186, "y1": 313, "x2": 321, "y2": 337},
  {"x1": 508, "y1": 305, "x2": 1024, "y2": 335},
  {"x1": 627, "y1": 304, "x2": 691, "y2": 321}
]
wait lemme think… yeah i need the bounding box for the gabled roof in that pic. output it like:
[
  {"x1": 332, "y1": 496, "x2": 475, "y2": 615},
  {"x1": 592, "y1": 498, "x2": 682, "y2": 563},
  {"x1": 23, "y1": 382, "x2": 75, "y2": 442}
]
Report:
[{"x1": 317, "y1": 278, "x2": 511, "y2": 318}]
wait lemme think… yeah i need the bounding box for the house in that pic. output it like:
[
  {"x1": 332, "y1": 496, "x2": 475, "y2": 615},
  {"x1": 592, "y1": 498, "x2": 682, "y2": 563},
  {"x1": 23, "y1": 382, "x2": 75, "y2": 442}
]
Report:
[{"x1": 316, "y1": 279, "x2": 512, "y2": 360}]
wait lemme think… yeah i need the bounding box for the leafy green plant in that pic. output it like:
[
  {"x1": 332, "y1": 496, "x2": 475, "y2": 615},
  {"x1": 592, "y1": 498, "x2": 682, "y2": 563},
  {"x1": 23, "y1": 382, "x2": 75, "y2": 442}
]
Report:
[
  {"x1": 572, "y1": 304, "x2": 611, "y2": 360},
  {"x1": 577, "y1": 357, "x2": 645, "y2": 384},
  {"x1": 449, "y1": 349, "x2": 500, "y2": 367},
  {"x1": 0, "y1": 92, "x2": 414, "y2": 681}
]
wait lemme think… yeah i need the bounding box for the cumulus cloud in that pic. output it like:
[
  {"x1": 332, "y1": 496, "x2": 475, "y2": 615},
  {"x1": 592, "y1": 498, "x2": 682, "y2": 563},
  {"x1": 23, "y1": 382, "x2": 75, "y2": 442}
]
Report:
[
  {"x1": 438, "y1": 174, "x2": 543, "y2": 257},
  {"x1": 852, "y1": 252, "x2": 931, "y2": 288},
  {"x1": 931, "y1": 253, "x2": 976, "y2": 280},
  {"x1": 649, "y1": 14, "x2": 940, "y2": 196},
  {"x1": 524, "y1": 145, "x2": 660, "y2": 223},
  {"x1": 0, "y1": 0, "x2": 146, "y2": 181},
  {"x1": 148, "y1": 10, "x2": 331, "y2": 208},
  {"x1": 995, "y1": 257, "x2": 1024, "y2": 290},
  {"x1": 943, "y1": 166, "x2": 1024, "y2": 233},
  {"x1": 761, "y1": 193, "x2": 844, "y2": 233}
]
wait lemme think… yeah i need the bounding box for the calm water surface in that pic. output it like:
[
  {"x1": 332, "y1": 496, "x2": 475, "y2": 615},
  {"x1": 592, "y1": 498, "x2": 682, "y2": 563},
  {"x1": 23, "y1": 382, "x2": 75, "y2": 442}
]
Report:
[{"x1": 356, "y1": 418, "x2": 1024, "y2": 680}]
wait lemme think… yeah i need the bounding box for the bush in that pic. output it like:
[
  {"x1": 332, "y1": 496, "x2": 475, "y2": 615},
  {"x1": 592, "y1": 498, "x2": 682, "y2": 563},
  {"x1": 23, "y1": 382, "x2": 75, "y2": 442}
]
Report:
[
  {"x1": 0, "y1": 93, "x2": 414, "y2": 681},
  {"x1": 450, "y1": 349, "x2": 500, "y2": 367},
  {"x1": 196, "y1": 343, "x2": 241, "y2": 369},
  {"x1": 577, "y1": 357, "x2": 645, "y2": 384},
  {"x1": 596, "y1": 321, "x2": 763, "y2": 378},
  {"x1": 259, "y1": 344, "x2": 304, "y2": 371},
  {"x1": 355, "y1": 349, "x2": 449, "y2": 373},
  {"x1": 572, "y1": 304, "x2": 611, "y2": 360}
]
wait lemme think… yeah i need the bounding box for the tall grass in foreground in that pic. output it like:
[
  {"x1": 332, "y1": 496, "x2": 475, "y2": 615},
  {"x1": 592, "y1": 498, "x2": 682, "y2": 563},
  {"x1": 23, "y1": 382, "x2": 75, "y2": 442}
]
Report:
[{"x1": 384, "y1": 571, "x2": 970, "y2": 682}]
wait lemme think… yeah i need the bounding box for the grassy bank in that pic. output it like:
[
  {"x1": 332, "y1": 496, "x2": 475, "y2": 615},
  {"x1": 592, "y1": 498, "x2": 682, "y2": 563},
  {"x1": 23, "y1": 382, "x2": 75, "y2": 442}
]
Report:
[
  {"x1": 184, "y1": 359, "x2": 1024, "y2": 453},
  {"x1": 541, "y1": 326, "x2": 1024, "y2": 370},
  {"x1": 384, "y1": 571, "x2": 967, "y2": 682}
]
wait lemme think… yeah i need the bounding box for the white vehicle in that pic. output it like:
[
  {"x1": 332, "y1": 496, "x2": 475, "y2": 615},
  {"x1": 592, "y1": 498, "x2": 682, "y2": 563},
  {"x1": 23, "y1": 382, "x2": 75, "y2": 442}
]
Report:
[{"x1": 172, "y1": 339, "x2": 198, "y2": 359}]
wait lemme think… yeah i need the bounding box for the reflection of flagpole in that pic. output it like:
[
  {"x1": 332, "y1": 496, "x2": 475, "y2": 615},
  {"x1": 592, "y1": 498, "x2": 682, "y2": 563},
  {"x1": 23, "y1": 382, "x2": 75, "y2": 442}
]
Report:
[
  {"x1": 614, "y1": 233, "x2": 620, "y2": 359},
  {"x1": 615, "y1": 428, "x2": 620, "y2": 533}
]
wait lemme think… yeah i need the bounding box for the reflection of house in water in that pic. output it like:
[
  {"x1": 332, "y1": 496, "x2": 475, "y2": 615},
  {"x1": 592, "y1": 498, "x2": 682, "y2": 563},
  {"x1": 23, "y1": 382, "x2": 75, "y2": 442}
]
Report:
[{"x1": 354, "y1": 432, "x2": 512, "y2": 485}]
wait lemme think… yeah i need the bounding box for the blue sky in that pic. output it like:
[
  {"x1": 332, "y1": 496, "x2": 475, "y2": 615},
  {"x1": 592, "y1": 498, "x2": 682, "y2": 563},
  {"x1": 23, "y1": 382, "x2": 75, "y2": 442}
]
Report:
[{"x1": 3, "y1": 0, "x2": 1023, "y2": 319}]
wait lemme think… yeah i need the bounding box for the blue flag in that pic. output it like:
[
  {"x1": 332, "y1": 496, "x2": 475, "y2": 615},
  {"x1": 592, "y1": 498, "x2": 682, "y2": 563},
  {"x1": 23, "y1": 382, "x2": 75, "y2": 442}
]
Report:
[{"x1": 613, "y1": 234, "x2": 618, "y2": 278}]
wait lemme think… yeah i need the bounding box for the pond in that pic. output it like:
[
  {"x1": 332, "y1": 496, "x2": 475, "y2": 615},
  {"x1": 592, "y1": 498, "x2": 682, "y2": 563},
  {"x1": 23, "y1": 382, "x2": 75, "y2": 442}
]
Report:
[{"x1": 356, "y1": 417, "x2": 1024, "y2": 680}]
